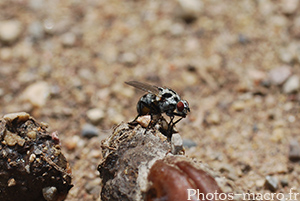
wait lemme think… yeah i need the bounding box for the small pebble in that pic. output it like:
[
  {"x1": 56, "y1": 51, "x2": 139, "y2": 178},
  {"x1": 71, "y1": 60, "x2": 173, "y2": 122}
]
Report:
[
  {"x1": 255, "y1": 179, "x2": 265, "y2": 188},
  {"x1": 279, "y1": 48, "x2": 294, "y2": 63},
  {"x1": 248, "y1": 69, "x2": 267, "y2": 84},
  {"x1": 86, "y1": 108, "x2": 105, "y2": 124},
  {"x1": 81, "y1": 123, "x2": 99, "y2": 138},
  {"x1": 171, "y1": 134, "x2": 184, "y2": 155},
  {"x1": 27, "y1": 130, "x2": 37, "y2": 140},
  {"x1": 22, "y1": 81, "x2": 50, "y2": 107},
  {"x1": 280, "y1": 178, "x2": 289, "y2": 187},
  {"x1": 7, "y1": 178, "x2": 16, "y2": 187},
  {"x1": 182, "y1": 138, "x2": 197, "y2": 148},
  {"x1": 264, "y1": 175, "x2": 278, "y2": 192},
  {"x1": 4, "y1": 112, "x2": 30, "y2": 124},
  {"x1": 42, "y1": 186, "x2": 58, "y2": 201},
  {"x1": 205, "y1": 112, "x2": 221, "y2": 125},
  {"x1": 28, "y1": 21, "x2": 44, "y2": 40},
  {"x1": 119, "y1": 52, "x2": 138, "y2": 66},
  {"x1": 136, "y1": 115, "x2": 151, "y2": 128},
  {"x1": 0, "y1": 20, "x2": 22, "y2": 44},
  {"x1": 29, "y1": 153, "x2": 36, "y2": 163},
  {"x1": 61, "y1": 32, "x2": 76, "y2": 47},
  {"x1": 282, "y1": 75, "x2": 300, "y2": 94},
  {"x1": 270, "y1": 128, "x2": 284, "y2": 143},
  {"x1": 231, "y1": 101, "x2": 245, "y2": 111},
  {"x1": 65, "y1": 136, "x2": 80, "y2": 151},
  {"x1": 289, "y1": 140, "x2": 300, "y2": 162},
  {"x1": 268, "y1": 66, "x2": 292, "y2": 85},
  {"x1": 281, "y1": 0, "x2": 299, "y2": 15},
  {"x1": 4, "y1": 130, "x2": 25, "y2": 147},
  {"x1": 176, "y1": 0, "x2": 203, "y2": 22}
]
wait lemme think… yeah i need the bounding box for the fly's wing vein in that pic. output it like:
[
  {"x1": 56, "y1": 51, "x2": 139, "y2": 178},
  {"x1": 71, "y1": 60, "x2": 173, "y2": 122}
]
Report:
[{"x1": 125, "y1": 81, "x2": 160, "y2": 96}]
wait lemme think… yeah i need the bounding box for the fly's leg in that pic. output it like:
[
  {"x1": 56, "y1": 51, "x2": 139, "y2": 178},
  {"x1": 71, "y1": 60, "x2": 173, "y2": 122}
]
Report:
[{"x1": 167, "y1": 116, "x2": 183, "y2": 140}]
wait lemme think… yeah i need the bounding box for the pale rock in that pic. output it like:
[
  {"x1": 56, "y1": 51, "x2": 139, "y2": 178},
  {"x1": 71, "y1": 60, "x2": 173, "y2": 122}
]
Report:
[
  {"x1": 268, "y1": 66, "x2": 292, "y2": 85},
  {"x1": 22, "y1": 81, "x2": 50, "y2": 107},
  {"x1": 282, "y1": 75, "x2": 300, "y2": 93},
  {"x1": 176, "y1": 0, "x2": 203, "y2": 22},
  {"x1": 281, "y1": 0, "x2": 299, "y2": 15},
  {"x1": 86, "y1": 108, "x2": 105, "y2": 124},
  {"x1": 0, "y1": 20, "x2": 23, "y2": 44}
]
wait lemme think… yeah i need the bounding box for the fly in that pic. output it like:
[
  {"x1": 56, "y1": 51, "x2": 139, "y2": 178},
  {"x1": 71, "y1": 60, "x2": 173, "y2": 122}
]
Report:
[{"x1": 125, "y1": 81, "x2": 190, "y2": 139}]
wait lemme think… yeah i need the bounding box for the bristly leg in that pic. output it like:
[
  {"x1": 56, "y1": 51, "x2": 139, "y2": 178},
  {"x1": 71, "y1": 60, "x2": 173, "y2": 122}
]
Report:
[{"x1": 166, "y1": 117, "x2": 183, "y2": 140}]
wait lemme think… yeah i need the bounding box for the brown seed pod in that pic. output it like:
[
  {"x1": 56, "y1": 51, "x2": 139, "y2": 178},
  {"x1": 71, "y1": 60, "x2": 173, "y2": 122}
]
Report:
[{"x1": 0, "y1": 112, "x2": 72, "y2": 201}]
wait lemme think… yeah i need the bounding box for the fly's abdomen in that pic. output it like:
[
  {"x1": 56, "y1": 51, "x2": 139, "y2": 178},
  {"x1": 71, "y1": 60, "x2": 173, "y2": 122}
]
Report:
[{"x1": 137, "y1": 93, "x2": 160, "y2": 115}]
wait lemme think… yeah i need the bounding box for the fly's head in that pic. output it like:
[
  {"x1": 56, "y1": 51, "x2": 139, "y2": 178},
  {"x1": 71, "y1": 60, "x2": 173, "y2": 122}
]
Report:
[{"x1": 176, "y1": 100, "x2": 190, "y2": 117}]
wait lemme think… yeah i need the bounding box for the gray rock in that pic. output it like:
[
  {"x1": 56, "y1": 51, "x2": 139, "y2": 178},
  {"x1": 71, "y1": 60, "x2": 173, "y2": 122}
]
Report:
[
  {"x1": 81, "y1": 123, "x2": 99, "y2": 138},
  {"x1": 268, "y1": 66, "x2": 292, "y2": 85},
  {"x1": 182, "y1": 138, "x2": 197, "y2": 148},
  {"x1": 264, "y1": 175, "x2": 278, "y2": 192},
  {"x1": 289, "y1": 140, "x2": 300, "y2": 162},
  {"x1": 28, "y1": 21, "x2": 44, "y2": 40},
  {"x1": 283, "y1": 75, "x2": 300, "y2": 93},
  {"x1": 0, "y1": 20, "x2": 23, "y2": 44}
]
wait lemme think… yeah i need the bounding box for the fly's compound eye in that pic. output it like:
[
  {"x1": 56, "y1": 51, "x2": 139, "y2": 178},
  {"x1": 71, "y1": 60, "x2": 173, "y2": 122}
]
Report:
[{"x1": 176, "y1": 101, "x2": 184, "y2": 112}]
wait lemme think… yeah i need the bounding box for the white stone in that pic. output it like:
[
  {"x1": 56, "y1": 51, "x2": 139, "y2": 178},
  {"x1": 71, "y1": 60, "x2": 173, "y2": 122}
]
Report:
[
  {"x1": 283, "y1": 75, "x2": 300, "y2": 93},
  {"x1": 22, "y1": 81, "x2": 50, "y2": 107},
  {"x1": 0, "y1": 20, "x2": 22, "y2": 44}
]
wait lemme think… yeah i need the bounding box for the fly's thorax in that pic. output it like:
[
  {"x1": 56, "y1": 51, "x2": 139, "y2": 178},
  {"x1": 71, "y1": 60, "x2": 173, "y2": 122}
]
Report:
[{"x1": 157, "y1": 88, "x2": 182, "y2": 115}]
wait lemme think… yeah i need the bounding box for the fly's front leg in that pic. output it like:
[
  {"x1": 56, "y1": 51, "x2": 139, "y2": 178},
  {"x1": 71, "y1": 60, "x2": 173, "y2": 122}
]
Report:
[{"x1": 167, "y1": 116, "x2": 183, "y2": 140}]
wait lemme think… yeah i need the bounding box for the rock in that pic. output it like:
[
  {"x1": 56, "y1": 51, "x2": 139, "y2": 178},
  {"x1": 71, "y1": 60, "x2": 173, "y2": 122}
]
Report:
[
  {"x1": 42, "y1": 186, "x2": 58, "y2": 201},
  {"x1": 81, "y1": 123, "x2": 99, "y2": 138},
  {"x1": 182, "y1": 138, "x2": 197, "y2": 148},
  {"x1": 61, "y1": 32, "x2": 76, "y2": 47},
  {"x1": 231, "y1": 101, "x2": 246, "y2": 111},
  {"x1": 282, "y1": 75, "x2": 300, "y2": 94},
  {"x1": 280, "y1": 178, "x2": 289, "y2": 187},
  {"x1": 289, "y1": 140, "x2": 300, "y2": 162},
  {"x1": 175, "y1": 0, "x2": 203, "y2": 22},
  {"x1": 279, "y1": 48, "x2": 294, "y2": 63},
  {"x1": 171, "y1": 134, "x2": 184, "y2": 155},
  {"x1": 264, "y1": 175, "x2": 278, "y2": 192},
  {"x1": 270, "y1": 128, "x2": 285, "y2": 143},
  {"x1": 205, "y1": 112, "x2": 221, "y2": 125},
  {"x1": 268, "y1": 66, "x2": 292, "y2": 85},
  {"x1": 280, "y1": 0, "x2": 299, "y2": 15},
  {"x1": 28, "y1": 21, "x2": 44, "y2": 40},
  {"x1": 22, "y1": 81, "x2": 50, "y2": 107},
  {"x1": 65, "y1": 136, "x2": 80, "y2": 151},
  {"x1": 0, "y1": 20, "x2": 23, "y2": 44},
  {"x1": 86, "y1": 108, "x2": 105, "y2": 124},
  {"x1": 247, "y1": 69, "x2": 267, "y2": 85},
  {"x1": 119, "y1": 52, "x2": 138, "y2": 66},
  {"x1": 170, "y1": 23, "x2": 185, "y2": 36}
]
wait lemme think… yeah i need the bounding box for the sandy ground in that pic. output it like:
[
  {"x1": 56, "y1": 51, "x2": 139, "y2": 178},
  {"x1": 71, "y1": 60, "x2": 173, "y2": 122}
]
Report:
[{"x1": 1, "y1": 0, "x2": 300, "y2": 200}]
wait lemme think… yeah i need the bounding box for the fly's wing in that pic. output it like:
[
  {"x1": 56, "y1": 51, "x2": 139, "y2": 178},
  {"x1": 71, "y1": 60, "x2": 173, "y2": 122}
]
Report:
[{"x1": 125, "y1": 81, "x2": 160, "y2": 96}]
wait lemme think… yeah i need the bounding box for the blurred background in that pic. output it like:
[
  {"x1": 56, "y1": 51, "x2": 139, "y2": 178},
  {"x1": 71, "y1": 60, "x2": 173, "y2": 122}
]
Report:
[{"x1": 1, "y1": 0, "x2": 300, "y2": 200}]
